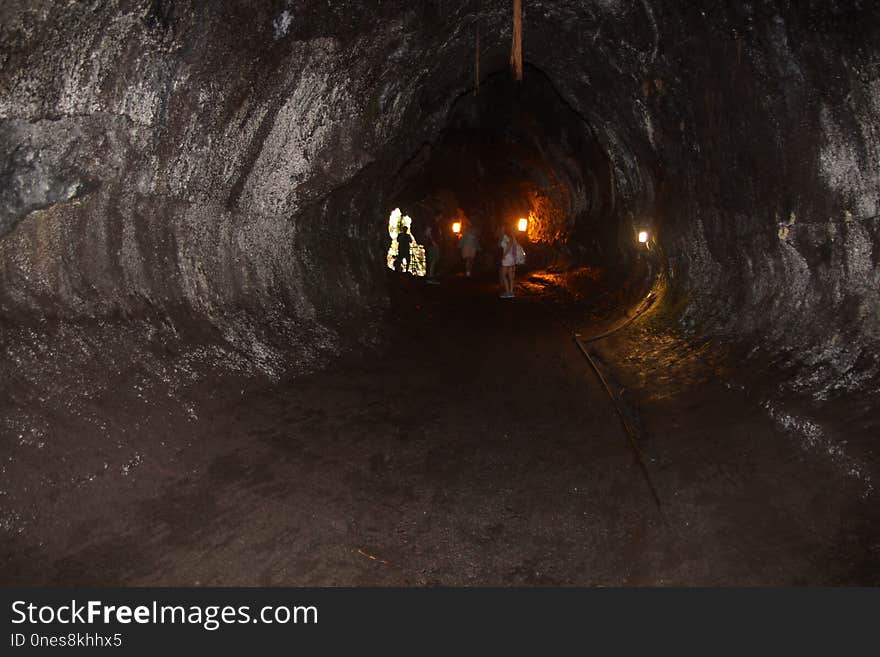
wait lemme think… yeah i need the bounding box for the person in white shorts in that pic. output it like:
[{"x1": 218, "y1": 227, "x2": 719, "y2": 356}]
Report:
[{"x1": 498, "y1": 226, "x2": 518, "y2": 299}]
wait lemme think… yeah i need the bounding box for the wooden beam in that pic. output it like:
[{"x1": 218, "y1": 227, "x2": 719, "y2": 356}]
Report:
[{"x1": 510, "y1": 0, "x2": 522, "y2": 81}]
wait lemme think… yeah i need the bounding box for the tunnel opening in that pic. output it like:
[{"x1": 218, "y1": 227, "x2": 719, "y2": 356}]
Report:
[
  {"x1": 384, "y1": 64, "x2": 661, "y2": 327},
  {"x1": 386, "y1": 208, "x2": 426, "y2": 276}
]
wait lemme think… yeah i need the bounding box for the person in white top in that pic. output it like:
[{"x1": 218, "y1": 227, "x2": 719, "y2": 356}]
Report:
[{"x1": 498, "y1": 225, "x2": 518, "y2": 299}]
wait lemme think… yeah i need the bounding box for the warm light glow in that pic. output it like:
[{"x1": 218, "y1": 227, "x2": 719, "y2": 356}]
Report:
[
  {"x1": 517, "y1": 218, "x2": 528, "y2": 232},
  {"x1": 452, "y1": 222, "x2": 461, "y2": 234},
  {"x1": 638, "y1": 230, "x2": 649, "y2": 243}
]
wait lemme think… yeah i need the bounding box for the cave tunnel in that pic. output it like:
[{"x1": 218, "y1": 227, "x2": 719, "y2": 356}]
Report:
[{"x1": 1, "y1": 0, "x2": 879, "y2": 586}]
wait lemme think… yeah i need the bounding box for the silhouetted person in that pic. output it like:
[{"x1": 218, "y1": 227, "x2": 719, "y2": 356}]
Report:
[{"x1": 395, "y1": 226, "x2": 412, "y2": 274}]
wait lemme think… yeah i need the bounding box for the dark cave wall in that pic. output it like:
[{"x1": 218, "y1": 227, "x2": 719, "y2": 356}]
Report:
[
  {"x1": 479, "y1": 0, "x2": 880, "y2": 396},
  {"x1": 632, "y1": 3, "x2": 880, "y2": 397},
  {"x1": 1, "y1": 0, "x2": 878, "y2": 392},
  {"x1": 0, "y1": 0, "x2": 469, "y2": 363}
]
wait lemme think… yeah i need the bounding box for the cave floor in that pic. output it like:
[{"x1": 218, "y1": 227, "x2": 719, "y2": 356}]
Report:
[{"x1": 2, "y1": 270, "x2": 878, "y2": 585}]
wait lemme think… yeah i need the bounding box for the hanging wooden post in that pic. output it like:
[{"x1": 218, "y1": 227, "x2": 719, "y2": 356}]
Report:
[{"x1": 510, "y1": 0, "x2": 522, "y2": 81}]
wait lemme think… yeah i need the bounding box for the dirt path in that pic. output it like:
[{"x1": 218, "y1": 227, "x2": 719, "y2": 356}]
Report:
[{"x1": 3, "y1": 273, "x2": 876, "y2": 585}]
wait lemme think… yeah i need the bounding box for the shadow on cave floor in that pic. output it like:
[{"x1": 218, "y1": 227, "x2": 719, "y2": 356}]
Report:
[{"x1": 2, "y1": 270, "x2": 878, "y2": 585}]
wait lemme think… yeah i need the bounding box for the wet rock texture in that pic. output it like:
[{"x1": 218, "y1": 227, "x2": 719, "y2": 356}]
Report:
[{"x1": 1, "y1": 0, "x2": 445, "y2": 366}]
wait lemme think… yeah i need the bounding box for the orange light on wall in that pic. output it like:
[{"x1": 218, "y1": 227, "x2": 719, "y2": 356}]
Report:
[
  {"x1": 517, "y1": 218, "x2": 528, "y2": 232},
  {"x1": 452, "y1": 222, "x2": 461, "y2": 234},
  {"x1": 638, "y1": 230, "x2": 649, "y2": 243}
]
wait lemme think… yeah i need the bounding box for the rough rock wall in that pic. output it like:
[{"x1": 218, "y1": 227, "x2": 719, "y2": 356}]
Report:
[
  {"x1": 1, "y1": 0, "x2": 472, "y2": 369},
  {"x1": 628, "y1": 3, "x2": 880, "y2": 398},
  {"x1": 2, "y1": 0, "x2": 879, "y2": 394},
  {"x1": 500, "y1": 0, "x2": 880, "y2": 397}
]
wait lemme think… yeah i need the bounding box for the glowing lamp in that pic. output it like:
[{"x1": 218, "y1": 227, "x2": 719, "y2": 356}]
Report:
[
  {"x1": 638, "y1": 230, "x2": 649, "y2": 243},
  {"x1": 452, "y1": 222, "x2": 461, "y2": 234},
  {"x1": 517, "y1": 218, "x2": 528, "y2": 232}
]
